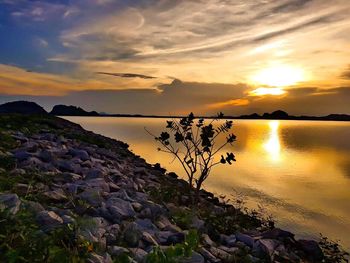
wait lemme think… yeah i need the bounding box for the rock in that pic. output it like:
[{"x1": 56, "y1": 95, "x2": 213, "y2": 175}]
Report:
[
  {"x1": 57, "y1": 160, "x2": 75, "y2": 172},
  {"x1": 13, "y1": 183, "x2": 32, "y2": 195},
  {"x1": 22, "y1": 200, "x2": 45, "y2": 214},
  {"x1": 131, "y1": 202, "x2": 143, "y2": 212},
  {"x1": 142, "y1": 231, "x2": 158, "y2": 246},
  {"x1": 209, "y1": 247, "x2": 231, "y2": 261},
  {"x1": 253, "y1": 239, "x2": 280, "y2": 258},
  {"x1": 261, "y1": 228, "x2": 294, "y2": 240},
  {"x1": 13, "y1": 150, "x2": 31, "y2": 161},
  {"x1": 202, "y1": 234, "x2": 215, "y2": 247},
  {"x1": 69, "y1": 149, "x2": 90, "y2": 161},
  {"x1": 107, "y1": 197, "x2": 136, "y2": 220},
  {"x1": 156, "y1": 231, "x2": 185, "y2": 245},
  {"x1": 236, "y1": 232, "x2": 256, "y2": 247},
  {"x1": 43, "y1": 189, "x2": 67, "y2": 201},
  {"x1": 184, "y1": 252, "x2": 205, "y2": 263},
  {"x1": 86, "y1": 168, "x2": 105, "y2": 179},
  {"x1": 225, "y1": 234, "x2": 237, "y2": 247},
  {"x1": 123, "y1": 222, "x2": 142, "y2": 247},
  {"x1": 0, "y1": 193, "x2": 21, "y2": 214},
  {"x1": 190, "y1": 216, "x2": 205, "y2": 230},
  {"x1": 298, "y1": 239, "x2": 324, "y2": 261},
  {"x1": 62, "y1": 215, "x2": 75, "y2": 224},
  {"x1": 108, "y1": 246, "x2": 129, "y2": 257},
  {"x1": 129, "y1": 247, "x2": 148, "y2": 262},
  {"x1": 199, "y1": 247, "x2": 220, "y2": 263},
  {"x1": 87, "y1": 253, "x2": 112, "y2": 263},
  {"x1": 80, "y1": 189, "x2": 103, "y2": 207},
  {"x1": 36, "y1": 210, "x2": 63, "y2": 231},
  {"x1": 38, "y1": 150, "x2": 54, "y2": 162}
]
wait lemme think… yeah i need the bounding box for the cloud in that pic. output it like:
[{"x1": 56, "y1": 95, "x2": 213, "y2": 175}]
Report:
[
  {"x1": 96, "y1": 72, "x2": 156, "y2": 79},
  {"x1": 340, "y1": 65, "x2": 350, "y2": 80}
]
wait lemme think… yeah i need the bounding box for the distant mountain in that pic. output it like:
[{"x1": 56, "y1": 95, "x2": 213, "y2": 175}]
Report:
[
  {"x1": 0, "y1": 101, "x2": 47, "y2": 114},
  {"x1": 50, "y1": 105, "x2": 99, "y2": 116}
]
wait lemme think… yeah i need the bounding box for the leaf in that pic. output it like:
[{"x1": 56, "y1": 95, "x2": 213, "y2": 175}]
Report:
[{"x1": 174, "y1": 132, "x2": 184, "y2": 142}]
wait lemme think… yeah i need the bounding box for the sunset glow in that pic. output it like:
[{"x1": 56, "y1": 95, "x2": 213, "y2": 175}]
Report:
[
  {"x1": 251, "y1": 65, "x2": 305, "y2": 87},
  {"x1": 249, "y1": 87, "x2": 286, "y2": 96}
]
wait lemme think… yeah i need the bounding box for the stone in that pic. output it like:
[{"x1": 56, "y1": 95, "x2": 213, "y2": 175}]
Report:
[
  {"x1": 87, "y1": 253, "x2": 112, "y2": 263},
  {"x1": 202, "y1": 234, "x2": 215, "y2": 247},
  {"x1": 36, "y1": 210, "x2": 63, "y2": 231},
  {"x1": 62, "y1": 215, "x2": 75, "y2": 225},
  {"x1": 199, "y1": 247, "x2": 220, "y2": 263},
  {"x1": 43, "y1": 189, "x2": 67, "y2": 201},
  {"x1": 131, "y1": 202, "x2": 143, "y2": 212},
  {"x1": 209, "y1": 247, "x2": 231, "y2": 261},
  {"x1": 13, "y1": 150, "x2": 31, "y2": 161},
  {"x1": 14, "y1": 183, "x2": 32, "y2": 195},
  {"x1": 108, "y1": 246, "x2": 129, "y2": 257},
  {"x1": 22, "y1": 200, "x2": 45, "y2": 214},
  {"x1": 261, "y1": 228, "x2": 294, "y2": 240},
  {"x1": 123, "y1": 222, "x2": 142, "y2": 247},
  {"x1": 85, "y1": 178, "x2": 110, "y2": 192},
  {"x1": 38, "y1": 150, "x2": 54, "y2": 162},
  {"x1": 107, "y1": 197, "x2": 136, "y2": 219},
  {"x1": 86, "y1": 168, "x2": 105, "y2": 179},
  {"x1": 80, "y1": 189, "x2": 103, "y2": 207},
  {"x1": 236, "y1": 232, "x2": 256, "y2": 247},
  {"x1": 142, "y1": 231, "x2": 158, "y2": 246},
  {"x1": 298, "y1": 239, "x2": 324, "y2": 261},
  {"x1": 225, "y1": 234, "x2": 237, "y2": 247},
  {"x1": 57, "y1": 160, "x2": 75, "y2": 172},
  {"x1": 69, "y1": 149, "x2": 90, "y2": 161},
  {"x1": 129, "y1": 248, "x2": 148, "y2": 262},
  {"x1": 184, "y1": 252, "x2": 205, "y2": 263},
  {"x1": 0, "y1": 193, "x2": 21, "y2": 214},
  {"x1": 253, "y1": 239, "x2": 280, "y2": 258}
]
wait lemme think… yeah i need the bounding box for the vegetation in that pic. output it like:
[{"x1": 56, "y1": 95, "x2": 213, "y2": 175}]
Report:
[
  {"x1": 145, "y1": 229, "x2": 199, "y2": 263},
  {"x1": 148, "y1": 112, "x2": 236, "y2": 202}
]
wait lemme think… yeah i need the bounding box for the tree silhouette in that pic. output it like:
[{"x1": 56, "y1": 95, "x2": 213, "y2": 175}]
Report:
[{"x1": 147, "y1": 112, "x2": 236, "y2": 203}]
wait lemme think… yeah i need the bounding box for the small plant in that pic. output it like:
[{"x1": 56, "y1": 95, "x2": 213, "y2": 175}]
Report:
[
  {"x1": 147, "y1": 112, "x2": 236, "y2": 203},
  {"x1": 145, "y1": 229, "x2": 199, "y2": 263},
  {"x1": 319, "y1": 235, "x2": 349, "y2": 263}
]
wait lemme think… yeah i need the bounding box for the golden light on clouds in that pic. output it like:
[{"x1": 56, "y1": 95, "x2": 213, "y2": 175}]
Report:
[
  {"x1": 249, "y1": 87, "x2": 286, "y2": 96},
  {"x1": 251, "y1": 64, "x2": 305, "y2": 87}
]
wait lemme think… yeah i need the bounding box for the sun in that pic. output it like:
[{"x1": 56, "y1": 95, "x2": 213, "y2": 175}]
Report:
[{"x1": 251, "y1": 64, "x2": 305, "y2": 87}]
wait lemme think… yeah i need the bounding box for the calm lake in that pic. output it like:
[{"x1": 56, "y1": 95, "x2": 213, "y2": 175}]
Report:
[{"x1": 64, "y1": 117, "x2": 350, "y2": 249}]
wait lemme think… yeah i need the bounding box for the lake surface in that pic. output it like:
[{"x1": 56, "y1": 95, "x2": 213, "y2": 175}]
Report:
[{"x1": 64, "y1": 117, "x2": 350, "y2": 249}]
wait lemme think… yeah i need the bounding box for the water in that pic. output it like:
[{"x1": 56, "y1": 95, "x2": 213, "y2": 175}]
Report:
[{"x1": 64, "y1": 117, "x2": 350, "y2": 249}]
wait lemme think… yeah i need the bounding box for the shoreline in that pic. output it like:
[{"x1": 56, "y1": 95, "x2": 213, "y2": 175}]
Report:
[{"x1": 0, "y1": 114, "x2": 348, "y2": 262}]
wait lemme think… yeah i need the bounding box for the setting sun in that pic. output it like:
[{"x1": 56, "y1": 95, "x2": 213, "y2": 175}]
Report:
[{"x1": 251, "y1": 65, "x2": 305, "y2": 87}]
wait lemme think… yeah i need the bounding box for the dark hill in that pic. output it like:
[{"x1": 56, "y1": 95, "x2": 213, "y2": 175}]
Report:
[
  {"x1": 0, "y1": 101, "x2": 47, "y2": 114},
  {"x1": 50, "y1": 105, "x2": 99, "y2": 116}
]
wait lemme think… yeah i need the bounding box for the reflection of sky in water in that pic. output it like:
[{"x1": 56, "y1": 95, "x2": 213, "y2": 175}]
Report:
[{"x1": 64, "y1": 117, "x2": 350, "y2": 249}]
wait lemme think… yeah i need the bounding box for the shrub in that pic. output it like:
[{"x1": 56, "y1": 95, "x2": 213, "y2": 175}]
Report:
[{"x1": 147, "y1": 112, "x2": 236, "y2": 203}]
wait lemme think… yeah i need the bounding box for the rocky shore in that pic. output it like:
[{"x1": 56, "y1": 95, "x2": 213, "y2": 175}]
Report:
[{"x1": 0, "y1": 114, "x2": 346, "y2": 262}]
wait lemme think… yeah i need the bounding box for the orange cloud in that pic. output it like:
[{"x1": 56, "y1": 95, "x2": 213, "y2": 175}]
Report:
[{"x1": 208, "y1": 98, "x2": 250, "y2": 108}]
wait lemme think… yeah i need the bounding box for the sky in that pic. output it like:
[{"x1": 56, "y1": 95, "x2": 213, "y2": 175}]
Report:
[{"x1": 0, "y1": 0, "x2": 350, "y2": 115}]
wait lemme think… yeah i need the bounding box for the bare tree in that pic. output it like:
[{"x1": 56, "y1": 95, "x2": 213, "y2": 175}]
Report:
[{"x1": 147, "y1": 112, "x2": 236, "y2": 203}]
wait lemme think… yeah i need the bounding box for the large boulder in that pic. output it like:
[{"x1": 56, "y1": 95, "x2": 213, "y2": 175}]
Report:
[{"x1": 0, "y1": 101, "x2": 47, "y2": 114}]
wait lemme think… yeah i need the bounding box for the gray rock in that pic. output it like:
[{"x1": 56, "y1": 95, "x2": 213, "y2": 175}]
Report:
[
  {"x1": 142, "y1": 231, "x2": 158, "y2": 246},
  {"x1": 22, "y1": 200, "x2": 45, "y2": 214},
  {"x1": 38, "y1": 150, "x2": 54, "y2": 162},
  {"x1": 85, "y1": 178, "x2": 110, "y2": 192},
  {"x1": 236, "y1": 232, "x2": 256, "y2": 247},
  {"x1": 108, "y1": 246, "x2": 129, "y2": 256},
  {"x1": 253, "y1": 239, "x2": 280, "y2": 257},
  {"x1": 86, "y1": 168, "x2": 105, "y2": 179},
  {"x1": 80, "y1": 189, "x2": 103, "y2": 207},
  {"x1": 107, "y1": 197, "x2": 135, "y2": 219},
  {"x1": 202, "y1": 234, "x2": 215, "y2": 247},
  {"x1": 43, "y1": 189, "x2": 67, "y2": 201},
  {"x1": 0, "y1": 193, "x2": 21, "y2": 214},
  {"x1": 199, "y1": 247, "x2": 220, "y2": 263},
  {"x1": 184, "y1": 252, "x2": 205, "y2": 263},
  {"x1": 123, "y1": 222, "x2": 142, "y2": 247},
  {"x1": 36, "y1": 210, "x2": 63, "y2": 231},
  {"x1": 87, "y1": 253, "x2": 112, "y2": 263},
  {"x1": 129, "y1": 247, "x2": 148, "y2": 262},
  {"x1": 209, "y1": 247, "x2": 231, "y2": 261},
  {"x1": 225, "y1": 234, "x2": 237, "y2": 247},
  {"x1": 57, "y1": 160, "x2": 75, "y2": 172},
  {"x1": 13, "y1": 150, "x2": 31, "y2": 161},
  {"x1": 261, "y1": 228, "x2": 294, "y2": 240},
  {"x1": 70, "y1": 149, "x2": 90, "y2": 161}
]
